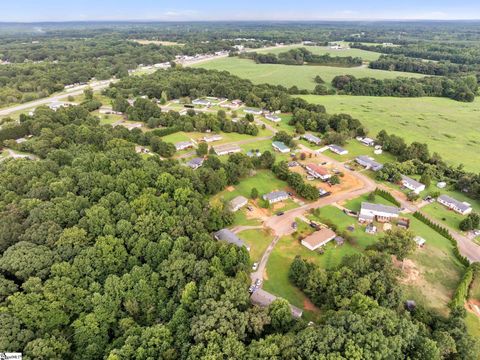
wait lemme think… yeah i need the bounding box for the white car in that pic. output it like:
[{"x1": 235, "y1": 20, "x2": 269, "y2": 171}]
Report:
[{"x1": 252, "y1": 262, "x2": 258, "y2": 271}]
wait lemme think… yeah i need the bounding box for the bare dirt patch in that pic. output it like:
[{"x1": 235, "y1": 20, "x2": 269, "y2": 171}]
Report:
[
  {"x1": 246, "y1": 204, "x2": 269, "y2": 221},
  {"x1": 303, "y1": 298, "x2": 319, "y2": 312},
  {"x1": 226, "y1": 186, "x2": 235, "y2": 192},
  {"x1": 393, "y1": 257, "x2": 420, "y2": 284},
  {"x1": 466, "y1": 299, "x2": 480, "y2": 318}
]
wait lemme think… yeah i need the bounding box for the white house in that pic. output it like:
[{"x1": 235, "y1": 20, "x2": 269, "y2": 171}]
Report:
[
  {"x1": 306, "y1": 164, "x2": 331, "y2": 181},
  {"x1": 263, "y1": 191, "x2": 289, "y2": 204},
  {"x1": 213, "y1": 144, "x2": 242, "y2": 156},
  {"x1": 244, "y1": 108, "x2": 263, "y2": 115},
  {"x1": 328, "y1": 144, "x2": 348, "y2": 155},
  {"x1": 272, "y1": 141, "x2": 291, "y2": 154},
  {"x1": 229, "y1": 196, "x2": 248, "y2": 212},
  {"x1": 302, "y1": 133, "x2": 322, "y2": 146},
  {"x1": 437, "y1": 195, "x2": 472, "y2": 215},
  {"x1": 192, "y1": 98, "x2": 211, "y2": 106},
  {"x1": 401, "y1": 175, "x2": 425, "y2": 194},
  {"x1": 355, "y1": 156, "x2": 383, "y2": 172},
  {"x1": 359, "y1": 137, "x2": 375, "y2": 146},
  {"x1": 175, "y1": 141, "x2": 194, "y2": 151},
  {"x1": 359, "y1": 202, "x2": 400, "y2": 223},
  {"x1": 203, "y1": 134, "x2": 222, "y2": 143},
  {"x1": 301, "y1": 228, "x2": 337, "y2": 251},
  {"x1": 265, "y1": 114, "x2": 281, "y2": 122}
]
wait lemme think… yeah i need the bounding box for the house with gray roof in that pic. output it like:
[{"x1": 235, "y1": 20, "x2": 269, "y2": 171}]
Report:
[
  {"x1": 175, "y1": 141, "x2": 194, "y2": 151},
  {"x1": 244, "y1": 108, "x2": 263, "y2": 115},
  {"x1": 437, "y1": 194, "x2": 472, "y2": 215},
  {"x1": 328, "y1": 144, "x2": 348, "y2": 155},
  {"x1": 302, "y1": 133, "x2": 322, "y2": 145},
  {"x1": 265, "y1": 114, "x2": 281, "y2": 122},
  {"x1": 272, "y1": 141, "x2": 291, "y2": 154},
  {"x1": 401, "y1": 175, "x2": 425, "y2": 194},
  {"x1": 355, "y1": 155, "x2": 383, "y2": 172},
  {"x1": 263, "y1": 191, "x2": 289, "y2": 204},
  {"x1": 229, "y1": 196, "x2": 248, "y2": 212},
  {"x1": 213, "y1": 143, "x2": 242, "y2": 156},
  {"x1": 359, "y1": 202, "x2": 400, "y2": 223},
  {"x1": 250, "y1": 288, "x2": 303, "y2": 318},
  {"x1": 192, "y1": 98, "x2": 211, "y2": 106},
  {"x1": 214, "y1": 229, "x2": 250, "y2": 251},
  {"x1": 186, "y1": 157, "x2": 204, "y2": 170}
]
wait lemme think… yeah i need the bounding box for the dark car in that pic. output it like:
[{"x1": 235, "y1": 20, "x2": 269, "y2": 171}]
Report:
[{"x1": 276, "y1": 211, "x2": 284, "y2": 216}]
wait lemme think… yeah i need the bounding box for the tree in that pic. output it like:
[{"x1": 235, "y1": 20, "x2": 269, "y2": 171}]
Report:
[
  {"x1": 330, "y1": 175, "x2": 340, "y2": 185},
  {"x1": 196, "y1": 142, "x2": 208, "y2": 156},
  {"x1": 251, "y1": 188, "x2": 258, "y2": 199},
  {"x1": 377, "y1": 229, "x2": 416, "y2": 269},
  {"x1": 268, "y1": 299, "x2": 293, "y2": 332},
  {"x1": 83, "y1": 88, "x2": 94, "y2": 100},
  {"x1": 459, "y1": 213, "x2": 480, "y2": 231},
  {"x1": 420, "y1": 173, "x2": 432, "y2": 188}
]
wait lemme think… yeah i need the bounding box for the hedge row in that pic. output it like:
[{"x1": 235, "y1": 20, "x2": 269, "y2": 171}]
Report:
[
  {"x1": 151, "y1": 126, "x2": 181, "y2": 137},
  {"x1": 413, "y1": 211, "x2": 470, "y2": 267},
  {"x1": 374, "y1": 188, "x2": 401, "y2": 207},
  {"x1": 450, "y1": 265, "x2": 474, "y2": 308}
]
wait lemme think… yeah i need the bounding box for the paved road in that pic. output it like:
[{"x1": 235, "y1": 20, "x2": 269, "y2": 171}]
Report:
[{"x1": 0, "y1": 80, "x2": 114, "y2": 117}]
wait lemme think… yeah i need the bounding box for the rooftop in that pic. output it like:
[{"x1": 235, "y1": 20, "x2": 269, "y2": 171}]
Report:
[
  {"x1": 438, "y1": 194, "x2": 471, "y2": 212},
  {"x1": 302, "y1": 228, "x2": 337, "y2": 248},
  {"x1": 250, "y1": 289, "x2": 303, "y2": 318},
  {"x1": 230, "y1": 196, "x2": 248, "y2": 209},
  {"x1": 303, "y1": 133, "x2": 322, "y2": 143},
  {"x1": 307, "y1": 163, "x2": 329, "y2": 176},
  {"x1": 329, "y1": 144, "x2": 347, "y2": 153},
  {"x1": 361, "y1": 202, "x2": 400, "y2": 216},
  {"x1": 213, "y1": 143, "x2": 241, "y2": 153},
  {"x1": 263, "y1": 190, "x2": 289, "y2": 202},
  {"x1": 272, "y1": 141, "x2": 290, "y2": 151},
  {"x1": 214, "y1": 229, "x2": 247, "y2": 249},
  {"x1": 187, "y1": 157, "x2": 204, "y2": 168},
  {"x1": 356, "y1": 155, "x2": 383, "y2": 168},
  {"x1": 401, "y1": 175, "x2": 424, "y2": 189}
]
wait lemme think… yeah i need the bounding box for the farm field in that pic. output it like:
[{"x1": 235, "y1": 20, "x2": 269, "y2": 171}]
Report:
[
  {"x1": 254, "y1": 44, "x2": 382, "y2": 61},
  {"x1": 300, "y1": 95, "x2": 480, "y2": 172},
  {"x1": 193, "y1": 57, "x2": 424, "y2": 91}
]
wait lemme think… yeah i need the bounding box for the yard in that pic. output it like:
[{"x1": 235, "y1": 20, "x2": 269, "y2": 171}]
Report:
[
  {"x1": 299, "y1": 95, "x2": 480, "y2": 172},
  {"x1": 238, "y1": 228, "x2": 274, "y2": 264},
  {"x1": 193, "y1": 57, "x2": 424, "y2": 91},
  {"x1": 324, "y1": 139, "x2": 396, "y2": 164}
]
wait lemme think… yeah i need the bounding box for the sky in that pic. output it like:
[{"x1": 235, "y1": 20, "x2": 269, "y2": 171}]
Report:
[{"x1": 1, "y1": 0, "x2": 480, "y2": 22}]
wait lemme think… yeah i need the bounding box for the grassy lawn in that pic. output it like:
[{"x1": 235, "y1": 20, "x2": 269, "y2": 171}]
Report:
[
  {"x1": 325, "y1": 139, "x2": 396, "y2": 164},
  {"x1": 238, "y1": 228, "x2": 274, "y2": 264},
  {"x1": 422, "y1": 202, "x2": 466, "y2": 231},
  {"x1": 161, "y1": 132, "x2": 194, "y2": 144},
  {"x1": 470, "y1": 272, "x2": 480, "y2": 301},
  {"x1": 193, "y1": 57, "x2": 424, "y2": 91},
  {"x1": 254, "y1": 44, "x2": 382, "y2": 62},
  {"x1": 299, "y1": 95, "x2": 480, "y2": 172},
  {"x1": 465, "y1": 312, "x2": 480, "y2": 338},
  {"x1": 232, "y1": 210, "x2": 262, "y2": 227},
  {"x1": 213, "y1": 170, "x2": 289, "y2": 203}
]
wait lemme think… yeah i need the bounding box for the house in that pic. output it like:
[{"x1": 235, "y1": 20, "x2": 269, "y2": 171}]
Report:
[
  {"x1": 250, "y1": 288, "x2": 303, "y2": 318},
  {"x1": 192, "y1": 98, "x2": 211, "y2": 106},
  {"x1": 203, "y1": 134, "x2": 222, "y2": 143},
  {"x1": 306, "y1": 164, "x2": 331, "y2": 181},
  {"x1": 135, "y1": 145, "x2": 150, "y2": 154},
  {"x1": 265, "y1": 114, "x2": 281, "y2": 122},
  {"x1": 213, "y1": 144, "x2": 242, "y2": 156},
  {"x1": 123, "y1": 122, "x2": 143, "y2": 131},
  {"x1": 358, "y1": 137, "x2": 375, "y2": 146},
  {"x1": 328, "y1": 144, "x2": 348, "y2": 155},
  {"x1": 272, "y1": 141, "x2": 291, "y2": 154},
  {"x1": 175, "y1": 141, "x2": 194, "y2": 151},
  {"x1": 302, "y1": 133, "x2": 322, "y2": 146},
  {"x1": 401, "y1": 175, "x2": 425, "y2": 194},
  {"x1": 355, "y1": 156, "x2": 383, "y2": 172},
  {"x1": 244, "y1": 108, "x2": 263, "y2": 115},
  {"x1": 263, "y1": 191, "x2": 289, "y2": 204},
  {"x1": 437, "y1": 194, "x2": 472, "y2": 215},
  {"x1": 359, "y1": 202, "x2": 400, "y2": 223},
  {"x1": 414, "y1": 236, "x2": 426, "y2": 247},
  {"x1": 186, "y1": 157, "x2": 204, "y2": 170},
  {"x1": 214, "y1": 229, "x2": 250, "y2": 251},
  {"x1": 397, "y1": 218, "x2": 410, "y2": 229},
  {"x1": 49, "y1": 101, "x2": 72, "y2": 111},
  {"x1": 229, "y1": 196, "x2": 248, "y2": 212},
  {"x1": 301, "y1": 228, "x2": 337, "y2": 251}
]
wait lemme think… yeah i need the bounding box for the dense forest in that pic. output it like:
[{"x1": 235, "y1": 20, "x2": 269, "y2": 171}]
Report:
[
  {"x1": 240, "y1": 47, "x2": 362, "y2": 67},
  {"x1": 332, "y1": 74, "x2": 478, "y2": 102}
]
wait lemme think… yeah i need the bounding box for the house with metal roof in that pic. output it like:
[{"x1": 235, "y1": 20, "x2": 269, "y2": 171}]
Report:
[
  {"x1": 301, "y1": 228, "x2": 337, "y2": 251},
  {"x1": 250, "y1": 288, "x2": 303, "y2": 318},
  {"x1": 229, "y1": 196, "x2": 248, "y2": 212},
  {"x1": 359, "y1": 202, "x2": 400, "y2": 223},
  {"x1": 437, "y1": 194, "x2": 472, "y2": 215},
  {"x1": 328, "y1": 144, "x2": 348, "y2": 155},
  {"x1": 175, "y1": 141, "x2": 194, "y2": 151},
  {"x1": 203, "y1": 134, "x2": 223, "y2": 143},
  {"x1": 302, "y1": 133, "x2": 322, "y2": 145},
  {"x1": 214, "y1": 229, "x2": 250, "y2": 251},
  {"x1": 186, "y1": 157, "x2": 204, "y2": 170},
  {"x1": 265, "y1": 114, "x2": 281, "y2": 122},
  {"x1": 192, "y1": 98, "x2": 211, "y2": 106},
  {"x1": 213, "y1": 144, "x2": 242, "y2": 156},
  {"x1": 358, "y1": 137, "x2": 375, "y2": 146},
  {"x1": 306, "y1": 164, "x2": 331, "y2": 181},
  {"x1": 401, "y1": 175, "x2": 425, "y2": 194},
  {"x1": 355, "y1": 155, "x2": 383, "y2": 172},
  {"x1": 244, "y1": 108, "x2": 263, "y2": 115},
  {"x1": 272, "y1": 141, "x2": 291, "y2": 154},
  {"x1": 263, "y1": 191, "x2": 289, "y2": 204}
]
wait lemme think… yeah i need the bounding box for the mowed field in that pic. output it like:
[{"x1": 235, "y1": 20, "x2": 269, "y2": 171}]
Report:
[
  {"x1": 192, "y1": 57, "x2": 424, "y2": 90},
  {"x1": 254, "y1": 44, "x2": 382, "y2": 62},
  {"x1": 300, "y1": 95, "x2": 480, "y2": 172}
]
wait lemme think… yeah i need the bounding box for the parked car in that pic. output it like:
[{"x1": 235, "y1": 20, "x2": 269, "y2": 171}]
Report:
[
  {"x1": 255, "y1": 278, "x2": 262, "y2": 286},
  {"x1": 320, "y1": 191, "x2": 332, "y2": 198},
  {"x1": 276, "y1": 211, "x2": 284, "y2": 216},
  {"x1": 292, "y1": 222, "x2": 297, "y2": 229},
  {"x1": 252, "y1": 262, "x2": 258, "y2": 271},
  {"x1": 248, "y1": 286, "x2": 255, "y2": 293}
]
